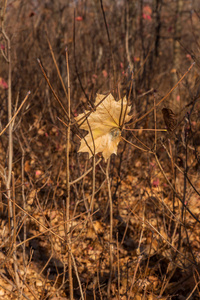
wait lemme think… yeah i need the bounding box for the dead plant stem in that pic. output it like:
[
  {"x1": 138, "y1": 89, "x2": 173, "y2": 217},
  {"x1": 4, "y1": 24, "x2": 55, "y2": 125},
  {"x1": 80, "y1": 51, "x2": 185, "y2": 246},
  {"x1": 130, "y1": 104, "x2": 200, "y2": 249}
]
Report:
[
  {"x1": 100, "y1": 0, "x2": 116, "y2": 86},
  {"x1": 65, "y1": 49, "x2": 74, "y2": 299},
  {"x1": 0, "y1": 90, "x2": 30, "y2": 138},
  {"x1": 12, "y1": 173, "x2": 20, "y2": 292},
  {"x1": 90, "y1": 154, "x2": 96, "y2": 213},
  {"x1": 47, "y1": 35, "x2": 68, "y2": 99},
  {"x1": 117, "y1": 232, "x2": 120, "y2": 300},
  {"x1": 128, "y1": 256, "x2": 142, "y2": 300},
  {"x1": 125, "y1": 2, "x2": 134, "y2": 72},
  {"x1": 106, "y1": 157, "x2": 113, "y2": 298},
  {"x1": 18, "y1": 138, "x2": 27, "y2": 271},
  {"x1": 70, "y1": 158, "x2": 102, "y2": 185},
  {"x1": 68, "y1": 245, "x2": 84, "y2": 300},
  {"x1": 154, "y1": 95, "x2": 157, "y2": 151},
  {"x1": 186, "y1": 279, "x2": 200, "y2": 299},
  {"x1": 154, "y1": 153, "x2": 200, "y2": 225},
  {"x1": 1, "y1": 5, "x2": 21, "y2": 292},
  {"x1": 121, "y1": 136, "x2": 151, "y2": 152},
  {"x1": 129, "y1": 62, "x2": 195, "y2": 126},
  {"x1": 85, "y1": 118, "x2": 96, "y2": 213},
  {"x1": 37, "y1": 58, "x2": 69, "y2": 120}
]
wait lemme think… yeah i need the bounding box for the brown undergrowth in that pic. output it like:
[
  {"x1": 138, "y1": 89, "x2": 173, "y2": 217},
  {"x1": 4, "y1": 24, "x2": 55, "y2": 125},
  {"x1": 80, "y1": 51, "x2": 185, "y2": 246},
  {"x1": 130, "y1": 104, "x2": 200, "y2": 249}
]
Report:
[{"x1": 0, "y1": 1, "x2": 200, "y2": 299}]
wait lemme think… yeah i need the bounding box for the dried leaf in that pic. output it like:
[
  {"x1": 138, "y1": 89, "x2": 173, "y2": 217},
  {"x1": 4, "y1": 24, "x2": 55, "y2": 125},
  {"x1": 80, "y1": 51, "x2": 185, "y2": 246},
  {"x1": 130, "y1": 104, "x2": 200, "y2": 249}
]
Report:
[
  {"x1": 162, "y1": 108, "x2": 177, "y2": 132},
  {"x1": 76, "y1": 93, "x2": 131, "y2": 161},
  {"x1": 0, "y1": 77, "x2": 8, "y2": 90}
]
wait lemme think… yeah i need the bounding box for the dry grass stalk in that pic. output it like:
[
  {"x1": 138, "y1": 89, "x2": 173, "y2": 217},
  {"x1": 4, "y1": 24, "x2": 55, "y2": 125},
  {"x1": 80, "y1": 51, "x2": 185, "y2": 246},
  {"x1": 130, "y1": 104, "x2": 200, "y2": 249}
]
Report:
[
  {"x1": 0, "y1": 1, "x2": 199, "y2": 298},
  {"x1": 106, "y1": 157, "x2": 113, "y2": 298},
  {"x1": 65, "y1": 48, "x2": 74, "y2": 300}
]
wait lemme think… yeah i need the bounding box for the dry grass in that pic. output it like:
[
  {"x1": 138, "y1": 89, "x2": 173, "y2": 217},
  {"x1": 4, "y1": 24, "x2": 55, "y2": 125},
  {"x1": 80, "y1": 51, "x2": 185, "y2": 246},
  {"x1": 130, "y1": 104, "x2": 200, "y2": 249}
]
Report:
[{"x1": 0, "y1": 0, "x2": 200, "y2": 299}]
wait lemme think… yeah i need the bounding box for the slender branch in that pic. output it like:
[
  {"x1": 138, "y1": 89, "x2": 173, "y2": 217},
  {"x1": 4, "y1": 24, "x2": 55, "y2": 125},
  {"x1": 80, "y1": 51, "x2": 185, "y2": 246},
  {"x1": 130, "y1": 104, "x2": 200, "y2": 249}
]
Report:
[
  {"x1": 154, "y1": 153, "x2": 200, "y2": 224},
  {"x1": 100, "y1": 0, "x2": 116, "y2": 85},
  {"x1": 12, "y1": 173, "x2": 20, "y2": 291},
  {"x1": 37, "y1": 58, "x2": 70, "y2": 120},
  {"x1": 121, "y1": 136, "x2": 151, "y2": 152},
  {"x1": 128, "y1": 62, "x2": 195, "y2": 126},
  {"x1": 128, "y1": 256, "x2": 142, "y2": 300},
  {"x1": 70, "y1": 158, "x2": 102, "y2": 185},
  {"x1": 106, "y1": 158, "x2": 113, "y2": 298},
  {"x1": 65, "y1": 48, "x2": 74, "y2": 300},
  {"x1": 0, "y1": 91, "x2": 30, "y2": 137},
  {"x1": 46, "y1": 35, "x2": 68, "y2": 99},
  {"x1": 1, "y1": 4, "x2": 20, "y2": 291},
  {"x1": 73, "y1": 10, "x2": 92, "y2": 107},
  {"x1": 16, "y1": 211, "x2": 92, "y2": 248}
]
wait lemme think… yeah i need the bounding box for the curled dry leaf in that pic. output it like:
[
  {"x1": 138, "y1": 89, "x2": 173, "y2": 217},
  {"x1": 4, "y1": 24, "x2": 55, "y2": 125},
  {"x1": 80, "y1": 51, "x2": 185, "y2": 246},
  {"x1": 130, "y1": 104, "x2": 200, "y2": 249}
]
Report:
[
  {"x1": 162, "y1": 108, "x2": 177, "y2": 132},
  {"x1": 76, "y1": 93, "x2": 131, "y2": 161}
]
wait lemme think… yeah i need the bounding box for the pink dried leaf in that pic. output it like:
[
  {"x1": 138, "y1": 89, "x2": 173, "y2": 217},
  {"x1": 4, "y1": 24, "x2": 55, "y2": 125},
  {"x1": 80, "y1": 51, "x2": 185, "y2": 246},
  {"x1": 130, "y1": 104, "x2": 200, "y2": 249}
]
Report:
[
  {"x1": 0, "y1": 78, "x2": 8, "y2": 89},
  {"x1": 152, "y1": 179, "x2": 159, "y2": 187}
]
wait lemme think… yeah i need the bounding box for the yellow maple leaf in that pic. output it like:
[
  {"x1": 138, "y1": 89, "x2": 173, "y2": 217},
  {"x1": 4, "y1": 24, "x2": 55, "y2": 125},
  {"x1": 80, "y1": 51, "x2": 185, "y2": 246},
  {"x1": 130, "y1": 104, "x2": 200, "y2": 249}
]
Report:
[{"x1": 76, "y1": 93, "x2": 131, "y2": 161}]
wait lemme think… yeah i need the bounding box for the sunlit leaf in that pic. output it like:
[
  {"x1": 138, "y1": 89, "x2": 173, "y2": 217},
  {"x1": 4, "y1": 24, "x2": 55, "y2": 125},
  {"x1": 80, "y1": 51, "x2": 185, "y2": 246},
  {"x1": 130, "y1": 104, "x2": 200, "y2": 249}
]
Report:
[{"x1": 76, "y1": 93, "x2": 131, "y2": 161}]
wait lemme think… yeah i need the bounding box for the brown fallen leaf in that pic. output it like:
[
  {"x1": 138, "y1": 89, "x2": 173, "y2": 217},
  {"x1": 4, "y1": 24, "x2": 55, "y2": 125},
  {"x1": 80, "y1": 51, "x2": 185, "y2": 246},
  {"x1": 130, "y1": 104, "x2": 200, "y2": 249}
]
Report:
[{"x1": 76, "y1": 93, "x2": 131, "y2": 161}]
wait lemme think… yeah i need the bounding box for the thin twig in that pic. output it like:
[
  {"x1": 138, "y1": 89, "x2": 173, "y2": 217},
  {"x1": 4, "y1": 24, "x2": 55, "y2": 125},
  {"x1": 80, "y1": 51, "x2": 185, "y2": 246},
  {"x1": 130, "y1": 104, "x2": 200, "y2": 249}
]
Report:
[
  {"x1": 65, "y1": 48, "x2": 74, "y2": 299},
  {"x1": 73, "y1": 10, "x2": 92, "y2": 107},
  {"x1": 1, "y1": 6, "x2": 21, "y2": 292},
  {"x1": 16, "y1": 211, "x2": 92, "y2": 248},
  {"x1": 46, "y1": 34, "x2": 68, "y2": 99},
  {"x1": 121, "y1": 136, "x2": 151, "y2": 152},
  {"x1": 153, "y1": 95, "x2": 157, "y2": 151},
  {"x1": 70, "y1": 158, "x2": 102, "y2": 185},
  {"x1": 4, "y1": 195, "x2": 65, "y2": 242},
  {"x1": 128, "y1": 62, "x2": 195, "y2": 126},
  {"x1": 100, "y1": 0, "x2": 116, "y2": 86},
  {"x1": 123, "y1": 128, "x2": 166, "y2": 131},
  {"x1": 12, "y1": 172, "x2": 20, "y2": 292},
  {"x1": 37, "y1": 58, "x2": 69, "y2": 120},
  {"x1": 117, "y1": 232, "x2": 120, "y2": 300},
  {"x1": 154, "y1": 153, "x2": 200, "y2": 225},
  {"x1": 84, "y1": 117, "x2": 96, "y2": 212},
  {"x1": 106, "y1": 158, "x2": 113, "y2": 298},
  {"x1": 0, "y1": 91, "x2": 31, "y2": 137},
  {"x1": 68, "y1": 245, "x2": 85, "y2": 300},
  {"x1": 128, "y1": 256, "x2": 142, "y2": 300}
]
